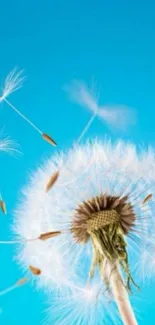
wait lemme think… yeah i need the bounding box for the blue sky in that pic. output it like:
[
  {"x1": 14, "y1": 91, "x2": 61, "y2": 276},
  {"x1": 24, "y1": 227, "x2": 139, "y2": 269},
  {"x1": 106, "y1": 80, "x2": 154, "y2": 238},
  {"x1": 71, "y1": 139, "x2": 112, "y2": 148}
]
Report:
[{"x1": 0, "y1": 0, "x2": 155, "y2": 324}]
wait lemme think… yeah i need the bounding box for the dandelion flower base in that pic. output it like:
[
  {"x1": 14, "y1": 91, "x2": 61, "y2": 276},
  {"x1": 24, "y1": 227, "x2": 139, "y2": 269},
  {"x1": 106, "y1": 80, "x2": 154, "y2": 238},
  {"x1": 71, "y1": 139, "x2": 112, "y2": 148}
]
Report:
[{"x1": 71, "y1": 194, "x2": 137, "y2": 292}]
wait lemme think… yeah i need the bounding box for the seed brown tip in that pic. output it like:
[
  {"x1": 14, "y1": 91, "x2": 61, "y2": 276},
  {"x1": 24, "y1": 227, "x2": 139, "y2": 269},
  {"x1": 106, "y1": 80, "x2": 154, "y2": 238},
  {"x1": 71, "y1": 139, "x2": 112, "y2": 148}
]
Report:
[
  {"x1": 0, "y1": 200, "x2": 7, "y2": 214},
  {"x1": 42, "y1": 133, "x2": 57, "y2": 146},
  {"x1": 39, "y1": 231, "x2": 61, "y2": 241},
  {"x1": 17, "y1": 277, "x2": 29, "y2": 286},
  {"x1": 45, "y1": 171, "x2": 59, "y2": 192},
  {"x1": 143, "y1": 194, "x2": 152, "y2": 204},
  {"x1": 29, "y1": 265, "x2": 41, "y2": 276}
]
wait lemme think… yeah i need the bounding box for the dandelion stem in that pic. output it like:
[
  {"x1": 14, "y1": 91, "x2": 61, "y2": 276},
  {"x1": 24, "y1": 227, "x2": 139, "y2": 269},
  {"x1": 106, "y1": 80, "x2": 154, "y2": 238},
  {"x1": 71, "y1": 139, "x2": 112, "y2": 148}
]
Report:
[{"x1": 109, "y1": 261, "x2": 138, "y2": 325}]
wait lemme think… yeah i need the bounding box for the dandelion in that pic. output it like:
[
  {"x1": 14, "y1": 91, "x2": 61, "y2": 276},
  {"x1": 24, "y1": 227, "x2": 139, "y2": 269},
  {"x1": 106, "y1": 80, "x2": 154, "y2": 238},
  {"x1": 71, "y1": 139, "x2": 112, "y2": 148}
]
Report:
[
  {"x1": 12, "y1": 139, "x2": 155, "y2": 325},
  {"x1": 0, "y1": 73, "x2": 150, "y2": 323},
  {"x1": 0, "y1": 68, "x2": 57, "y2": 146},
  {"x1": 65, "y1": 80, "x2": 136, "y2": 142}
]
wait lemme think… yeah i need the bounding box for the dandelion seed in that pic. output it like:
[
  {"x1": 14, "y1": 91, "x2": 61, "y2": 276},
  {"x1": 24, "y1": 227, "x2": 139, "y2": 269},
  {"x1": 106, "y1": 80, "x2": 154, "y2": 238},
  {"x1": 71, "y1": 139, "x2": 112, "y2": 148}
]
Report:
[
  {"x1": 29, "y1": 265, "x2": 41, "y2": 276},
  {"x1": 0, "y1": 277, "x2": 28, "y2": 296},
  {"x1": 39, "y1": 231, "x2": 61, "y2": 241},
  {"x1": 142, "y1": 194, "x2": 152, "y2": 204},
  {"x1": 65, "y1": 80, "x2": 136, "y2": 142},
  {"x1": 0, "y1": 231, "x2": 62, "y2": 245},
  {"x1": 14, "y1": 139, "x2": 155, "y2": 325},
  {"x1": 0, "y1": 69, "x2": 56, "y2": 146},
  {"x1": 16, "y1": 277, "x2": 29, "y2": 286},
  {"x1": 45, "y1": 171, "x2": 59, "y2": 192},
  {"x1": 42, "y1": 133, "x2": 57, "y2": 146},
  {"x1": 0, "y1": 200, "x2": 7, "y2": 214}
]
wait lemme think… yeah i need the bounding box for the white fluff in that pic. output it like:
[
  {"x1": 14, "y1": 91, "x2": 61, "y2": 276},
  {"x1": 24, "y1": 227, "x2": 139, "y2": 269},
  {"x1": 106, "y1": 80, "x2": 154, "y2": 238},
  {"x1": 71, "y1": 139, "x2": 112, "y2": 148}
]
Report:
[
  {"x1": 0, "y1": 68, "x2": 25, "y2": 101},
  {"x1": 0, "y1": 133, "x2": 19, "y2": 154},
  {"x1": 65, "y1": 80, "x2": 136, "y2": 132},
  {"x1": 13, "y1": 139, "x2": 155, "y2": 298}
]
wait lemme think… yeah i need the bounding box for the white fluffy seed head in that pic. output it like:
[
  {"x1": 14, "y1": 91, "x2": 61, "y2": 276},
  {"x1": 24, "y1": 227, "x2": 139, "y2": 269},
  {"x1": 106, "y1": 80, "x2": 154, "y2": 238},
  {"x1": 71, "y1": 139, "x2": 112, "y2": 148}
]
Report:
[{"x1": 13, "y1": 139, "x2": 155, "y2": 297}]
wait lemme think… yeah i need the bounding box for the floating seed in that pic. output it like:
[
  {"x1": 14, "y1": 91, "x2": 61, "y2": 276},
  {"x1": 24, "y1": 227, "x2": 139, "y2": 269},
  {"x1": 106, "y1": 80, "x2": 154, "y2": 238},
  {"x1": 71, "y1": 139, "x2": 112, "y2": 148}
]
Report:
[
  {"x1": 143, "y1": 194, "x2": 152, "y2": 204},
  {"x1": 39, "y1": 231, "x2": 61, "y2": 241},
  {"x1": 45, "y1": 171, "x2": 59, "y2": 192},
  {"x1": 42, "y1": 133, "x2": 57, "y2": 146},
  {"x1": 17, "y1": 277, "x2": 29, "y2": 286},
  {"x1": 29, "y1": 265, "x2": 41, "y2": 276},
  {"x1": 0, "y1": 200, "x2": 7, "y2": 214}
]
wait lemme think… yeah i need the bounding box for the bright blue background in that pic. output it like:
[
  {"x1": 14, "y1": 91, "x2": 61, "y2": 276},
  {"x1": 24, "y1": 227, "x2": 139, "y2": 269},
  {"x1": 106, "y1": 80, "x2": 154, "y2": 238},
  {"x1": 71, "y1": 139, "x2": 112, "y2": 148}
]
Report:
[{"x1": 0, "y1": 0, "x2": 155, "y2": 324}]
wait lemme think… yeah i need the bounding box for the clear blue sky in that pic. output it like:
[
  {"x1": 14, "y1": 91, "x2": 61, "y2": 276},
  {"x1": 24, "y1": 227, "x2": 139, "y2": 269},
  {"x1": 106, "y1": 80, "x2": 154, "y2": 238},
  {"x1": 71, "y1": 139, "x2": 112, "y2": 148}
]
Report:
[{"x1": 0, "y1": 0, "x2": 155, "y2": 324}]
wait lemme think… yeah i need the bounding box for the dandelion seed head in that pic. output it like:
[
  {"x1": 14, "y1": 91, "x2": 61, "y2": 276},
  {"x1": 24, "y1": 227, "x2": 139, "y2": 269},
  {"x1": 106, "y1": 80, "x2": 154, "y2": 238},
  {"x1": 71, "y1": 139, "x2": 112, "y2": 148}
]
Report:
[{"x1": 13, "y1": 139, "x2": 155, "y2": 300}]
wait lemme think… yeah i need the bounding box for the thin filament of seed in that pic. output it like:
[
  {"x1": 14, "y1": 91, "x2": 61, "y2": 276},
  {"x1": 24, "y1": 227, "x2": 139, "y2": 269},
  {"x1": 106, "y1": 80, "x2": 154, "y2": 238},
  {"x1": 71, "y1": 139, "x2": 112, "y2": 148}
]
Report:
[
  {"x1": 4, "y1": 98, "x2": 42, "y2": 135},
  {"x1": 50, "y1": 110, "x2": 97, "y2": 188},
  {"x1": 0, "y1": 284, "x2": 17, "y2": 296},
  {"x1": 55, "y1": 110, "x2": 97, "y2": 188},
  {"x1": 0, "y1": 240, "x2": 24, "y2": 244},
  {"x1": 77, "y1": 111, "x2": 97, "y2": 143},
  {"x1": 0, "y1": 278, "x2": 28, "y2": 296},
  {"x1": 0, "y1": 238, "x2": 37, "y2": 244}
]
